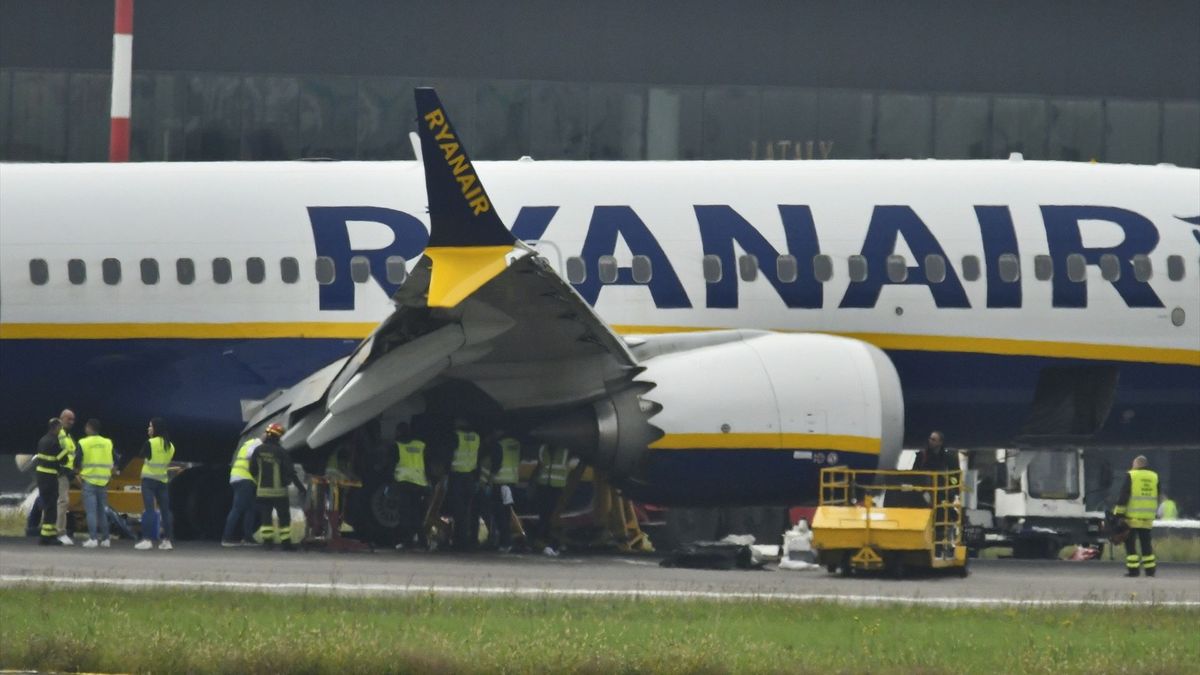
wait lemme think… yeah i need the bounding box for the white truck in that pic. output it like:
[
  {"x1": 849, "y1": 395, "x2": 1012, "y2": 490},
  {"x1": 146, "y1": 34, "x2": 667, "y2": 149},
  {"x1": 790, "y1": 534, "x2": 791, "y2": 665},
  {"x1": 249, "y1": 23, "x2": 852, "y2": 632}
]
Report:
[{"x1": 899, "y1": 447, "x2": 1106, "y2": 558}]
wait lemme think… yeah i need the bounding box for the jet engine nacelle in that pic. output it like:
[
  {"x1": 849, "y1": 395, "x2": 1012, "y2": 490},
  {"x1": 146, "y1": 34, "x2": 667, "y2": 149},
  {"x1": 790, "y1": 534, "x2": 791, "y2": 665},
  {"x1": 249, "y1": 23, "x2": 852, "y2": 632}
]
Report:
[{"x1": 541, "y1": 331, "x2": 904, "y2": 506}]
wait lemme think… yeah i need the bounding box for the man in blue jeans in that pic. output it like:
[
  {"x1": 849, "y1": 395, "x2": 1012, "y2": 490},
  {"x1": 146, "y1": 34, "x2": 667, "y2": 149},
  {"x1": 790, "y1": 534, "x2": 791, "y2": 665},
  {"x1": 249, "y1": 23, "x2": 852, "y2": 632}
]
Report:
[
  {"x1": 75, "y1": 418, "x2": 117, "y2": 548},
  {"x1": 222, "y1": 429, "x2": 265, "y2": 546}
]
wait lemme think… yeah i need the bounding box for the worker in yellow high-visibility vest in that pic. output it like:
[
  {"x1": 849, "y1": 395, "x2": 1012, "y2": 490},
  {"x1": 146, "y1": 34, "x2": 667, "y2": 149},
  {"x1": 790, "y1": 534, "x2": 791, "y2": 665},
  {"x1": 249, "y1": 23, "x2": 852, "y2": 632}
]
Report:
[
  {"x1": 391, "y1": 422, "x2": 429, "y2": 551},
  {"x1": 222, "y1": 431, "x2": 265, "y2": 547},
  {"x1": 75, "y1": 418, "x2": 116, "y2": 548},
  {"x1": 532, "y1": 443, "x2": 570, "y2": 557},
  {"x1": 134, "y1": 417, "x2": 176, "y2": 551},
  {"x1": 481, "y1": 430, "x2": 523, "y2": 552},
  {"x1": 55, "y1": 408, "x2": 78, "y2": 545},
  {"x1": 1114, "y1": 455, "x2": 1159, "y2": 578},
  {"x1": 446, "y1": 418, "x2": 481, "y2": 551}
]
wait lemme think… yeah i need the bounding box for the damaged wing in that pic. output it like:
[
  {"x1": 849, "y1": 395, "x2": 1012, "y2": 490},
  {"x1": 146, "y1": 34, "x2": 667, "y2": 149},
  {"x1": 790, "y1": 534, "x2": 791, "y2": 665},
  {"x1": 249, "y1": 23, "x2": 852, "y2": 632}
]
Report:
[{"x1": 250, "y1": 88, "x2": 639, "y2": 451}]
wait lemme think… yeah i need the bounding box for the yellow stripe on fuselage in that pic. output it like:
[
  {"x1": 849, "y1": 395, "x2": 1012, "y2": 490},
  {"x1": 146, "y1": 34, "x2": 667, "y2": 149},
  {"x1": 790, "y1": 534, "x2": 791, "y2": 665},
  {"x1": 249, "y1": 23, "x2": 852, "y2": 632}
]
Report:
[
  {"x1": 0, "y1": 321, "x2": 1196, "y2": 366},
  {"x1": 650, "y1": 432, "x2": 881, "y2": 455}
]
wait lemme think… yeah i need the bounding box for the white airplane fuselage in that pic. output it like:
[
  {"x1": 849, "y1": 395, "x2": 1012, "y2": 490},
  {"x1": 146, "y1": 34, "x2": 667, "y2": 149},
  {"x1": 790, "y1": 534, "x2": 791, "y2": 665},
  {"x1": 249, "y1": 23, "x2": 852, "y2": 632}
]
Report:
[{"x1": 2, "y1": 159, "x2": 1198, "y2": 463}]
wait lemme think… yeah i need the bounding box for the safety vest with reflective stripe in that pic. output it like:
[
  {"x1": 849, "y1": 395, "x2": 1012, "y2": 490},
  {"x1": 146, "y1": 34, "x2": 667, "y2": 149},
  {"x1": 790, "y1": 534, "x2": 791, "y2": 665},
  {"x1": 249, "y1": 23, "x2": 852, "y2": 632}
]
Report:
[
  {"x1": 492, "y1": 437, "x2": 521, "y2": 485},
  {"x1": 394, "y1": 440, "x2": 428, "y2": 486},
  {"x1": 1159, "y1": 499, "x2": 1179, "y2": 521},
  {"x1": 141, "y1": 437, "x2": 175, "y2": 483},
  {"x1": 78, "y1": 435, "x2": 115, "y2": 487},
  {"x1": 537, "y1": 446, "x2": 569, "y2": 488},
  {"x1": 36, "y1": 436, "x2": 71, "y2": 475},
  {"x1": 59, "y1": 429, "x2": 77, "y2": 471},
  {"x1": 451, "y1": 431, "x2": 480, "y2": 474},
  {"x1": 231, "y1": 439, "x2": 259, "y2": 482},
  {"x1": 1120, "y1": 469, "x2": 1158, "y2": 529}
]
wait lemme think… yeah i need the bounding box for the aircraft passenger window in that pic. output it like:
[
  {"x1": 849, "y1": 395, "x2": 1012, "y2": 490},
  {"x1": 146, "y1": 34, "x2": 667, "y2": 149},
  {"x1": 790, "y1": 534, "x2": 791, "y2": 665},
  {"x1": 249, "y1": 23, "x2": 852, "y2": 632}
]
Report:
[
  {"x1": 246, "y1": 257, "x2": 266, "y2": 284},
  {"x1": 886, "y1": 255, "x2": 908, "y2": 283},
  {"x1": 924, "y1": 254, "x2": 946, "y2": 283},
  {"x1": 738, "y1": 254, "x2": 758, "y2": 282},
  {"x1": 212, "y1": 257, "x2": 233, "y2": 284},
  {"x1": 385, "y1": 256, "x2": 407, "y2": 285},
  {"x1": 1131, "y1": 254, "x2": 1152, "y2": 282},
  {"x1": 350, "y1": 256, "x2": 371, "y2": 284},
  {"x1": 776, "y1": 255, "x2": 798, "y2": 283},
  {"x1": 812, "y1": 255, "x2": 833, "y2": 282},
  {"x1": 1099, "y1": 253, "x2": 1121, "y2": 282},
  {"x1": 280, "y1": 257, "x2": 300, "y2": 284},
  {"x1": 1166, "y1": 255, "x2": 1185, "y2": 281},
  {"x1": 29, "y1": 259, "x2": 49, "y2": 286},
  {"x1": 1066, "y1": 253, "x2": 1087, "y2": 282},
  {"x1": 961, "y1": 255, "x2": 981, "y2": 282},
  {"x1": 140, "y1": 258, "x2": 159, "y2": 285},
  {"x1": 702, "y1": 255, "x2": 722, "y2": 283},
  {"x1": 68, "y1": 259, "x2": 87, "y2": 285},
  {"x1": 315, "y1": 257, "x2": 336, "y2": 285},
  {"x1": 598, "y1": 255, "x2": 618, "y2": 284},
  {"x1": 102, "y1": 258, "x2": 121, "y2": 285},
  {"x1": 998, "y1": 254, "x2": 1020, "y2": 283},
  {"x1": 1034, "y1": 255, "x2": 1053, "y2": 281},
  {"x1": 631, "y1": 255, "x2": 652, "y2": 284},
  {"x1": 847, "y1": 255, "x2": 868, "y2": 282},
  {"x1": 565, "y1": 256, "x2": 586, "y2": 284},
  {"x1": 176, "y1": 258, "x2": 195, "y2": 285}
]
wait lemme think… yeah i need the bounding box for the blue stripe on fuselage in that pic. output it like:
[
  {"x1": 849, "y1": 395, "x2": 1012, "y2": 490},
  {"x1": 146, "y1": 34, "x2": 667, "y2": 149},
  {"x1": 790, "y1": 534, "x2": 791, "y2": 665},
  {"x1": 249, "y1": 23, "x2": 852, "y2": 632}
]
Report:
[{"x1": 1, "y1": 338, "x2": 1196, "y2": 463}]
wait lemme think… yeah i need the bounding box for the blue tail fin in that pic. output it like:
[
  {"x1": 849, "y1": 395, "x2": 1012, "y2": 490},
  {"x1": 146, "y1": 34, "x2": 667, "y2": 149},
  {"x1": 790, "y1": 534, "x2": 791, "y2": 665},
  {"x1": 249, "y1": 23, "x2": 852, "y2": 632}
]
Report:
[{"x1": 414, "y1": 87, "x2": 515, "y2": 248}]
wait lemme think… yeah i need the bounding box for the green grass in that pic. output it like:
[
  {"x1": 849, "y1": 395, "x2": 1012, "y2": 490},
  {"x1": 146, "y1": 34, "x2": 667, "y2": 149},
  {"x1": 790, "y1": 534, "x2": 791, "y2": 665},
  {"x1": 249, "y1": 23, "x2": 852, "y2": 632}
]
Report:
[
  {"x1": 1, "y1": 587, "x2": 1195, "y2": 674},
  {"x1": 0, "y1": 507, "x2": 24, "y2": 537}
]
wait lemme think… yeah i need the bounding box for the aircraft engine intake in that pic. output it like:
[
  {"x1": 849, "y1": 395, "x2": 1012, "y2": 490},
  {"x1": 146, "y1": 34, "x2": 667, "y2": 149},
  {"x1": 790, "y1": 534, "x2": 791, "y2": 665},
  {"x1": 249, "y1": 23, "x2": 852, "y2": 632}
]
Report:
[{"x1": 536, "y1": 331, "x2": 905, "y2": 505}]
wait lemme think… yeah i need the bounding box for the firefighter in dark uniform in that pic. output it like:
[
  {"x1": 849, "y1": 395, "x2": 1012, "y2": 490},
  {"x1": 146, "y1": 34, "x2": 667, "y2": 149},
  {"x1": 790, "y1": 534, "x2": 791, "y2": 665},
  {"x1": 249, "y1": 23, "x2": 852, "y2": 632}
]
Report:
[
  {"x1": 251, "y1": 423, "x2": 305, "y2": 551},
  {"x1": 1114, "y1": 455, "x2": 1158, "y2": 577},
  {"x1": 34, "y1": 418, "x2": 68, "y2": 545}
]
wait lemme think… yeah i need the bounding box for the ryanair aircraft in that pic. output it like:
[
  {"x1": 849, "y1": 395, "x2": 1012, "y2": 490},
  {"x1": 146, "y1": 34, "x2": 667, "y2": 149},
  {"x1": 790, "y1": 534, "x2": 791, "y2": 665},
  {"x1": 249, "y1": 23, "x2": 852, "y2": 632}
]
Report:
[{"x1": 1, "y1": 89, "x2": 1197, "y2": 526}]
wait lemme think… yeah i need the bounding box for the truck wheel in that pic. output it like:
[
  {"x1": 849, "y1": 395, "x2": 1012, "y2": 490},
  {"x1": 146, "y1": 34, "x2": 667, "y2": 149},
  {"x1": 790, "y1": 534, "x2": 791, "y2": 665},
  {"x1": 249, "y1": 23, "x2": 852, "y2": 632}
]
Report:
[{"x1": 838, "y1": 552, "x2": 853, "y2": 577}]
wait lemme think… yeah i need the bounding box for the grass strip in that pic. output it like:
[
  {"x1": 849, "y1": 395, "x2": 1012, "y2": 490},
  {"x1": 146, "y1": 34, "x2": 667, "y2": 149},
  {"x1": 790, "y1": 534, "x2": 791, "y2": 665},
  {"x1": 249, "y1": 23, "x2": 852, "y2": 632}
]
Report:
[{"x1": 1, "y1": 586, "x2": 1196, "y2": 674}]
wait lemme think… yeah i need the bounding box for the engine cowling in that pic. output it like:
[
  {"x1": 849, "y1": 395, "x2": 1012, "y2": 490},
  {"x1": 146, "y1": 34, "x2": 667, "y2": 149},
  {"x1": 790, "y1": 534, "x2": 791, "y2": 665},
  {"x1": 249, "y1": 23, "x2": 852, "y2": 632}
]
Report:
[{"x1": 538, "y1": 330, "x2": 903, "y2": 506}]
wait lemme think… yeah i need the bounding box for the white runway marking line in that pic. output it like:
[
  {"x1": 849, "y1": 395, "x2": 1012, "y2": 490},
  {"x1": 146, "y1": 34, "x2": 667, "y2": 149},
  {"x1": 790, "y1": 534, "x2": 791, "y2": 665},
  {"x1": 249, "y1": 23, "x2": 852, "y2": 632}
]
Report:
[{"x1": 1, "y1": 574, "x2": 1196, "y2": 608}]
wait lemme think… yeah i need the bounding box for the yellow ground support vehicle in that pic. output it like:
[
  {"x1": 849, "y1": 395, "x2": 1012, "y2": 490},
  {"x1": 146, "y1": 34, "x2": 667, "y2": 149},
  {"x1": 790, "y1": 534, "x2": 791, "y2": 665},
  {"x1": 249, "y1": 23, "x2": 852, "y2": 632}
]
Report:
[{"x1": 812, "y1": 467, "x2": 968, "y2": 578}]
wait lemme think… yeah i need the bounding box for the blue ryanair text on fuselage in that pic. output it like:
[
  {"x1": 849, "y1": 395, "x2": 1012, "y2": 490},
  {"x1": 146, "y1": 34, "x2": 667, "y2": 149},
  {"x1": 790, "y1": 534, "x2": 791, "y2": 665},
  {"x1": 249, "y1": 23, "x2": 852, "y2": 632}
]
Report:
[{"x1": 306, "y1": 203, "x2": 1165, "y2": 312}]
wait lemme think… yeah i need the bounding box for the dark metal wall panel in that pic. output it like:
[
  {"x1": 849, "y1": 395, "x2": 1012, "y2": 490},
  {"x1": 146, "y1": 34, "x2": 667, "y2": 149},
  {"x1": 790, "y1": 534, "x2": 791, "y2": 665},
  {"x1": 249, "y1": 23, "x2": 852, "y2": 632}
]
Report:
[
  {"x1": 530, "y1": 82, "x2": 589, "y2": 160},
  {"x1": 1048, "y1": 99, "x2": 1103, "y2": 162},
  {"x1": 183, "y1": 74, "x2": 243, "y2": 160},
  {"x1": 66, "y1": 72, "x2": 110, "y2": 162},
  {"x1": 877, "y1": 93, "x2": 933, "y2": 159},
  {"x1": 4, "y1": 1, "x2": 1197, "y2": 100},
  {"x1": 701, "y1": 87, "x2": 759, "y2": 160},
  {"x1": 933, "y1": 95, "x2": 990, "y2": 159},
  {"x1": 818, "y1": 90, "x2": 874, "y2": 159},
  {"x1": 1104, "y1": 100, "x2": 1161, "y2": 165},
  {"x1": 993, "y1": 96, "x2": 1048, "y2": 159},
  {"x1": 758, "y1": 89, "x2": 819, "y2": 160},
  {"x1": 8, "y1": 70, "x2": 67, "y2": 161},
  {"x1": 241, "y1": 76, "x2": 300, "y2": 160},
  {"x1": 475, "y1": 81, "x2": 532, "y2": 161},
  {"x1": 297, "y1": 77, "x2": 357, "y2": 160},
  {"x1": 586, "y1": 84, "x2": 644, "y2": 160},
  {"x1": 357, "y1": 77, "x2": 418, "y2": 160},
  {"x1": 1162, "y1": 102, "x2": 1200, "y2": 168}
]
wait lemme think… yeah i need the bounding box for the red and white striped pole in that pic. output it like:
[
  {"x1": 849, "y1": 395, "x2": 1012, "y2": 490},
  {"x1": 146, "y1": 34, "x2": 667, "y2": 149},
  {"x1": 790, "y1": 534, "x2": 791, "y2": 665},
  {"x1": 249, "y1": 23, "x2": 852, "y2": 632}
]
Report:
[{"x1": 108, "y1": 0, "x2": 133, "y2": 162}]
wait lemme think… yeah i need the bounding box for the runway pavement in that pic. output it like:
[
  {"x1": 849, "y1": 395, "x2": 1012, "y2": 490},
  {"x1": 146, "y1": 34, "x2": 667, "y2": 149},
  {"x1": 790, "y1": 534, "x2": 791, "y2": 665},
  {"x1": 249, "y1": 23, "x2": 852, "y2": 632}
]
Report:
[{"x1": 1, "y1": 536, "x2": 1196, "y2": 607}]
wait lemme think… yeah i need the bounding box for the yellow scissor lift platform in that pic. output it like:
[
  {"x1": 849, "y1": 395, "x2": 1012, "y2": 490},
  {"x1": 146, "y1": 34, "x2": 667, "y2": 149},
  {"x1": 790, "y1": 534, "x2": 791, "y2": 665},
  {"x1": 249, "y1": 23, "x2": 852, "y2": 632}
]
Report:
[{"x1": 812, "y1": 468, "x2": 968, "y2": 578}]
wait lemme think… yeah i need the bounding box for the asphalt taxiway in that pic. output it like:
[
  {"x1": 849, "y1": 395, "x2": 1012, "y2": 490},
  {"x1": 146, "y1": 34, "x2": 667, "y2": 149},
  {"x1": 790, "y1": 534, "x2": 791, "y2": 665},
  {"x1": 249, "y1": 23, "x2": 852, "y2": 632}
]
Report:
[{"x1": 1, "y1": 537, "x2": 1196, "y2": 607}]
